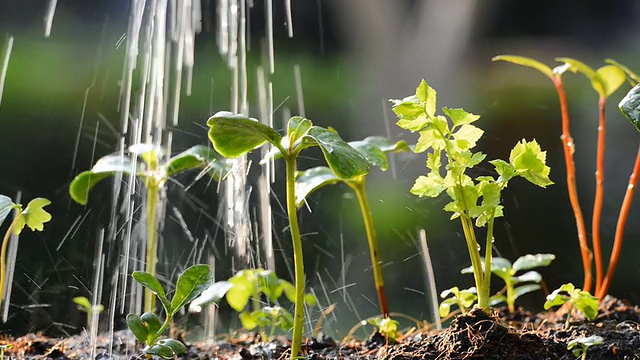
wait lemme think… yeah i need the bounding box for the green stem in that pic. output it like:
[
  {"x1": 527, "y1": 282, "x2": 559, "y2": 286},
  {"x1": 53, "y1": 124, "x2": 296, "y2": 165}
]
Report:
[
  {"x1": 0, "y1": 212, "x2": 20, "y2": 313},
  {"x1": 459, "y1": 214, "x2": 484, "y2": 305},
  {"x1": 506, "y1": 279, "x2": 515, "y2": 313},
  {"x1": 149, "y1": 312, "x2": 173, "y2": 346},
  {"x1": 348, "y1": 178, "x2": 389, "y2": 318},
  {"x1": 285, "y1": 155, "x2": 305, "y2": 359},
  {"x1": 482, "y1": 213, "x2": 496, "y2": 309},
  {"x1": 145, "y1": 183, "x2": 160, "y2": 314}
]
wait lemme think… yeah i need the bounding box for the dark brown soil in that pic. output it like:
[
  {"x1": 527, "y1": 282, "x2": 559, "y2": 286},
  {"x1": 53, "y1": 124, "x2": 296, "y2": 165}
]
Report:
[{"x1": 3, "y1": 296, "x2": 640, "y2": 359}]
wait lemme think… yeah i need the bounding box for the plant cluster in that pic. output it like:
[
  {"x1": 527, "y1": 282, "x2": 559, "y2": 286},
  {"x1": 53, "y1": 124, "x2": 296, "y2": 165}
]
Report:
[{"x1": 544, "y1": 282, "x2": 599, "y2": 329}]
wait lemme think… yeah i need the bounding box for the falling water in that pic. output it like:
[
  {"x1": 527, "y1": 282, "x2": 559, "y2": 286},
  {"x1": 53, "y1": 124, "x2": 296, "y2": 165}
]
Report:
[
  {"x1": 43, "y1": 0, "x2": 58, "y2": 38},
  {"x1": 1, "y1": 192, "x2": 20, "y2": 322},
  {"x1": 0, "y1": 35, "x2": 14, "y2": 109},
  {"x1": 418, "y1": 229, "x2": 441, "y2": 329}
]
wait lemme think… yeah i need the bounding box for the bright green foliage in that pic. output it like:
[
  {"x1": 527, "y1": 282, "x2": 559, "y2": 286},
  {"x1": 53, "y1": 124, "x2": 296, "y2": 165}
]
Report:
[
  {"x1": 567, "y1": 335, "x2": 604, "y2": 360},
  {"x1": 555, "y1": 58, "x2": 625, "y2": 98},
  {"x1": 73, "y1": 296, "x2": 104, "y2": 330},
  {"x1": 439, "y1": 286, "x2": 477, "y2": 317},
  {"x1": 462, "y1": 254, "x2": 555, "y2": 313},
  {"x1": 188, "y1": 268, "x2": 315, "y2": 338},
  {"x1": 544, "y1": 283, "x2": 599, "y2": 329},
  {"x1": 368, "y1": 316, "x2": 400, "y2": 343},
  {"x1": 492, "y1": 55, "x2": 555, "y2": 80},
  {"x1": 605, "y1": 59, "x2": 640, "y2": 86},
  {"x1": 127, "y1": 264, "x2": 213, "y2": 359},
  {"x1": 393, "y1": 80, "x2": 553, "y2": 308}
]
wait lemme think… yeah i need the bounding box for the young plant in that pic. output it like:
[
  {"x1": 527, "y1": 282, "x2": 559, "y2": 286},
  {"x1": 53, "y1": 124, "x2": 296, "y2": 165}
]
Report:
[
  {"x1": 544, "y1": 283, "x2": 598, "y2": 329},
  {"x1": 0, "y1": 195, "x2": 52, "y2": 312},
  {"x1": 126, "y1": 264, "x2": 213, "y2": 359},
  {"x1": 73, "y1": 296, "x2": 104, "y2": 330},
  {"x1": 567, "y1": 335, "x2": 604, "y2": 360},
  {"x1": 188, "y1": 268, "x2": 316, "y2": 340},
  {"x1": 462, "y1": 253, "x2": 555, "y2": 313},
  {"x1": 207, "y1": 112, "x2": 369, "y2": 358},
  {"x1": 367, "y1": 316, "x2": 400, "y2": 343},
  {"x1": 69, "y1": 144, "x2": 228, "y2": 313},
  {"x1": 295, "y1": 136, "x2": 410, "y2": 318},
  {"x1": 438, "y1": 286, "x2": 477, "y2": 317},
  {"x1": 394, "y1": 80, "x2": 553, "y2": 309},
  {"x1": 0, "y1": 344, "x2": 12, "y2": 360}
]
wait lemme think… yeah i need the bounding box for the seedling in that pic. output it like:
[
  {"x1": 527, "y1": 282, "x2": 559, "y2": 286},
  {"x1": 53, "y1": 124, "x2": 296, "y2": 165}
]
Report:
[
  {"x1": 567, "y1": 335, "x2": 604, "y2": 360},
  {"x1": 438, "y1": 286, "x2": 477, "y2": 317},
  {"x1": 0, "y1": 344, "x2": 12, "y2": 360},
  {"x1": 544, "y1": 283, "x2": 598, "y2": 329},
  {"x1": 462, "y1": 254, "x2": 555, "y2": 313},
  {"x1": 70, "y1": 144, "x2": 228, "y2": 313},
  {"x1": 189, "y1": 268, "x2": 316, "y2": 340},
  {"x1": 0, "y1": 195, "x2": 52, "y2": 312},
  {"x1": 73, "y1": 296, "x2": 104, "y2": 330},
  {"x1": 295, "y1": 136, "x2": 410, "y2": 318},
  {"x1": 367, "y1": 316, "x2": 400, "y2": 343},
  {"x1": 394, "y1": 80, "x2": 553, "y2": 309},
  {"x1": 207, "y1": 112, "x2": 369, "y2": 358},
  {"x1": 126, "y1": 264, "x2": 213, "y2": 359}
]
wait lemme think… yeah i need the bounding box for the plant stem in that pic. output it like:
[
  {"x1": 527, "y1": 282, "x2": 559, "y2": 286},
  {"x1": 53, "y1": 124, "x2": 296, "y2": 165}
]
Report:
[
  {"x1": 0, "y1": 213, "x2": 20, "y2": 312},
  {"x1": 348, "y1": 178, "x2": 389, "y2": 318},
  {"x1": 506, "y1": 278, "x2": 515, "y2": 313},
  {"x1": 285, "y1": 155, "x2": 305, "y2": 359},
  {"x1": 597, "y1": 143, "x2": 640, "y2": 299},
  {"x1": 482, "y1": 214, "x2": 496, "y2": 309},
  {"x1": 459, "y1": 213, "x2": 485, "y2": 306},
  {"x1": 145, "y1": 183, "x2": 160, "y2": 313},
  {"x1": 553, "y1": 76, "x2": 592, "y2": 292},
  {"x1": 592, "y1": 96, "x2": 606, "y2": 294},
  {"x1": 149, "y1": 313, "x2": 173, "y2": 346}
]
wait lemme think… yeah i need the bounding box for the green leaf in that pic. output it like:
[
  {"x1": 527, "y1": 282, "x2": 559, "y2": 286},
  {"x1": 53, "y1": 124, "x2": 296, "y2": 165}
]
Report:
[
  {"x1": 239, "y1": 311, "x2": 261, "y2": 330},
  {"x1": 492, "y1": 55, "x2": 554, "y2": 81},
  {"x1": 390, "y1": 96, "x2": 423, "y2": 120},
  {"x1": 443, "y1": 107, "x2": 481, "y2": 127},
  {"x1": 453, "y1": 124, "x2": 483, "y2": 151},
  {"x1": 207, "y1": 111, "x2": 284, "y2": 157},
  {"x1": 295, "y1": 167, "x2": 341, "y2": 207},
  {"x1": 509, "y1": 139, "x2": 553, "y2": 187},
  {"x1": 438, "y1": 298, "x2": 456, "y2": 317},
  {"x1": 411, "y1": 173, "x2": 445, "y2": 198},
  {"x1": 129, "y1": 143, "x2": 163, "y2": 167},
  {"x1": 0, "y1": 195, "x2": 15, "y2": 229},
  {"x1": 132, "y1": 272, "x2": 171, "y2": 311},
  {"x1": 126, "y1": 313, "x2": 149, "y2": 343},
  {"x1": 555, "y1": 57, "x2": 610, "y2": 97},
  {"x1": 544, "y1": 283, "x2": 574, "y2": 310},
  {"x1": 226, "y1": 273, "x2": 254, "y2": 312},
  {"x1": 157, "y1": 339, "x2": 187, "y2": 356},
  {"x1": 281, "y1": 281, "x2": 296, "y2": 303},
  {"x1": 302, "y1": 126, "x2": 370, "y2": 179},
  {"x1": 13, "y1": 198, "x2": 52, "y2": 235},
  {"x1": 490, "y1": 257, "x2": 513, "y2": 279},
  {"x1": 605, "y1": 59, "x2": 640, "y2": 85},
  {"x1": 287, "y1": 116, "x2": 313, "y2": 146},
  {"x1": 512, "y1": 253, "x2": 555, "y2": 272},
  {"x1": 489, "y1": 294, "x2": 507, "y2": 307},
  {"x1": 170, "y1": 264, "x2": 213, "y2": 315},
  {"x1": 596, "y1": 65, "x2": 626, "y2": 97},
  {"x1": 416, "y1": 80, "x2": 437, "y2": 117},
  {"x1": 69, "y1": 154, "x2": 139, "y2": 205},
  {"x1": 618, "y1": 84, "x2": 640, "y2": 132},
  {"x1": 166, "y1": 145, "x2": 230, "y2": 180},
  {"x1": 513, "y1": 284, "x2": 541, "y2": 299},
  {"x1": 188, "y1": 281, "x2": 233, "y2": 312},
  {"x1": 257, "y1": 270, "x2": 285, "y2": 301},
  {"x1": 514, "y1": 271, "x2": 542, "y2": 284},
  {"x1": 348, "y1": 137, "x2": 390, "y2": 170},
  {"x1": 567, "y1": 335, "x2": 604, "y2": 351},
  {"x1": 575, "y1": 291, "x2": 599, "y2": 321},
  {"x1": 73, "y1": 296, "x2": 91, "y2": 311},
  {"x1": 304, "y1": 292, "x2": 317, "y2": 306},
  {"x1": 490, "y1": 159, "x2": 516, "y2": 184},
  {"x1": 145, "y1": 344, "x2": 176, "y2": 359},
  {"x1": 140, "y1": 312, "x2": 163, "y2": 335}
]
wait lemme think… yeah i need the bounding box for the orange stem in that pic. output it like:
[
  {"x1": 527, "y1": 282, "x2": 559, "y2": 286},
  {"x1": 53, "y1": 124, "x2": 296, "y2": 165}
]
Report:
[
  {"x1": 553, "y1": 76, "x2": 592, "y2": 292},
  {"x1": 591, "y1": 96, "x2": 606, "y2": 295},
  {"x1": 597, "y1": 143, "x2": 640, "y2": 299}
]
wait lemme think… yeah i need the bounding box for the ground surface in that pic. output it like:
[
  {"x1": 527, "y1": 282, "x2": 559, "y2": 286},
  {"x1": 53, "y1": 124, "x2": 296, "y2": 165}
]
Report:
[{"x1": 2, "y1": 296, "x2": 640, "y2": 359}]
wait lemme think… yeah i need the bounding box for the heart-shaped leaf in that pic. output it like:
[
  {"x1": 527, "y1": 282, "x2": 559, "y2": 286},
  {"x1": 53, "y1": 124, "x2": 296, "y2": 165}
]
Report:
[
  {"x1": 301, "y1": 127, "x2": 370, "y2": 180},
  {"x1": 126, "y1": 313, "x2": 149, "y2": 343},
  {"x1": 170, "y1": 264, "x2": 213, "y2": 315},
  {"x1": 0, "y1": 195, "x2": 16, "y2": 229},
  {"x1": 69, "y1": 154, "x2": 139, "y2": 205},
  {"x1": 619, "y1": 84, "x2": 640, "y2": 132},
  {"x1": 492, "y1": 55, "x2": 554, "y2": 80},
  {"x1": 512, "y1": 253, "x2": 555, "y2": 272},
  {"x1": 207, "y1": 111, "x2": 284, "y2": 157},
  {"x1": 166, "y1": 145, "x2": 230, "y2": 180},
  {"x1": 188, "y1": 281, "x2": 233, "y2": 313},
  {"x1": 132, "y1": 271, "x2": 171, "y2": 311},
  {"x1": 295, "y1": 167, "x2": 341, "y2": 207},
  {"x1": 13, "y1": 198, "x2": 52, "y2": 235}
]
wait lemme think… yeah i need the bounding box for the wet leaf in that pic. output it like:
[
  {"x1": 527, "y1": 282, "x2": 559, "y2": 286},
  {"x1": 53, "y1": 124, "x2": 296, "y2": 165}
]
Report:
[
  {"x1": 157, "y1": 339, "x2": 186, "y2": 355},
  {"x1": 69, "y1": 154, "x2": 139, "y2": 205},
  {"x1": 207, "y1": 111, "x2": 284, "y2": 157},
  {"x1": 302, "y1": 126, "x2": 370, "y2": 179},
  {"x1": 513, "y1": 284, "x2": 541, "y2": 299},
  {"x1": 126, "y1": 313, "x2": 148, "y2": 343},
  {"x1": 132, "y1": 272, "x2": 170, "y2": 310},
  {"x1": 618, "y1": 84, "x2": 640, "y2": 132},
  {"x1": 188, "y1": 281, "x2": 233, "y2": 312},
  {"x1": 0, "y1": 195, "x2": 16, "y2": 230},
  {"x1": 492, "y1": 55, "x2": 554, "y2": 80},
  {"x1": 567, "y1": 335, "x2": 603, "y2": 352},
  {"x1": 287, "y1": 116, "x2": 312, "y2": 146},
  {"x1": 514, "y1": 271, "x2": 543, "y2": 284},
  {"x1": 145, "y1": 343, "x2": 176, "y2": 359},
  {"x1": 166, "y1": 145, "x2": 230, "y2": 180},
  {"x1": 295, "y1": 167, "x2": 341, "y2": 207},
  {"x1": 129, "y1": 143, "x2": 163, "y2": 167},
  {"x1": 513, "y1": 253, "x2": 555, "y2": 272},
  {"x1": 170, "y1": 264, "x2": 213, "y2": 315},
  {"x1": 140, "y1": 312, "x2": 163, "y2": 335},
  {"x1": 13, "y1": 198, "x2": 51, "y2": 235}
]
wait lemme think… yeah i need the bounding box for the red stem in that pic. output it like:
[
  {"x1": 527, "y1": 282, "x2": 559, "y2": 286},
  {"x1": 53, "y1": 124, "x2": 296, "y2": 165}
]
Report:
[
  {"x1": 597, "y1": 143, "x2": 640, "y2": 299},
  {"x1": 592, "y1": 96, "x2": 606, "y2": 295},
  {"x1": 553, "y1": 76, "x2": 592, "y2": 292}
]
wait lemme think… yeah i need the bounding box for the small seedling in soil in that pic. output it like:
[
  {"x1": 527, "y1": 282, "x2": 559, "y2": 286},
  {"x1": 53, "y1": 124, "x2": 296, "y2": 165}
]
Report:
[
  {"x1": 69, "y1": 144, "x2": 228, "y2": 313},
  {"x1": 462, "y1": 253, "x2": 555, "y2": 313},
  {"x1": 189, "y1": 268, "x2": 316, "y2": 340},
  {"x1": 73, "y1": 296, "x2": 104, "y2": 330},
  {"x1": 544, "y1": 283, "x2": 598, "y2": 329},
  {"x1": 0, "y1": 344, "x2": 12, "y2": 360},
  {"x1": 393, "y1": 80, "x2": 553, "y2": 309},
  {"x1": 567, "y1": 335, "x2": 604, "y2": 360},
  {"x1": 126, "y1": 264, "x2": 213, "y2": 359},
  {"x1": 0, "y1": 195, "x2": 52, "y2": 312},
  {"x1": 367, "y1": 316, "x2": 400, "y2": 343},
  {"x1": 438, "y1": 286, "x2": 477, "y2": 317},
  {"x1": 207, "y1": 112, "x2": 369, "y2": 358},
  {"x1": 295, "y1": 135, "x2": 410, "y2": 318}
]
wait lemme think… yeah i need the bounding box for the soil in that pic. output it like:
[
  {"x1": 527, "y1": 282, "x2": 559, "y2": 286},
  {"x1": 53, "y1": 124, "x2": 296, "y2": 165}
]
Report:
[{"x1": 2, "y1": 296, "x2": 640, "y2": 359}]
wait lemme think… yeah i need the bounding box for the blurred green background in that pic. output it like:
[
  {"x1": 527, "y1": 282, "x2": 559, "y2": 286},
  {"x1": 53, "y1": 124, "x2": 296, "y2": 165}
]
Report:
[{"x1": 2, "y1": 0, "x2": 640, "y2": 339}]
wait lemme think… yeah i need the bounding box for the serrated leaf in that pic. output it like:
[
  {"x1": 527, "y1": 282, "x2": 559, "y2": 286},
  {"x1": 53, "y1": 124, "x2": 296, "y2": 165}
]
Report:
[
  {"x1": 411, "y1": 173, "x2": 445, "y2": 198},
  {"x1": 140, "y1": 312, "x2": 163, "y2": 335},
  {"x1": 490, "y1": 159, "x2": 516, "y2": 184},
  {"x1": 619, "y1": 84, "x2": 640, "y2": 132},
  {"x1": 0, "y1": 195, "x2": 16, "y2": 229},
  {"x1": 513, "y1": 253, "x2": 555, "y2": 272},
  {"x1": 13, "y1": 198, "x2": 51, "y2": 235},
  {"x1": 170, "y1": 264, "x2": 213, "y2": 315},
  {"x1": 509, "y1": 139, "x2": 553, "y2": 187},
  {"x1": 207, "y1": 111, "x2": 284, "y2": 157},
  {"x1": 443, "y1": 107, "x2": 481, "y2": 127},
  {"x1": 158, "y1": 339, "x2": 187, "y2": 355},
  {"x1": 145, "y1": 344, "x2": 176, "y2": 359},
  {"x1": 492, "y1": 55, "x2": 554, "y2": 80},
  {"x1": 188, "y1": 281, "x2": 234, "y2": 312},
  {"x1": 126, "y1": 314, "x2": 148, "y2": 343},
  {"x1": 416, "y1": 80, "x2": 437, "y2": 117},
  {"x1": 287, "y1": 116, "x2": 313, "y2": 146},
  {"x1": 166, "y1": 145, "x2": 230, "y2": 181},
  {"x1": 416, "y1": 128, "x2": 446, "y2": 153},
  {"x1": 596, "y1": 65, "x2": 626, "y2": 97},
  {"x1": 513, "y1": 284, "x2": 541, "y2": 299},
  {"x1": 390, "y1": 96, "x2": 424, "y2": 121},
  {"x1": 294, "y1": 167, "x2": 341, "y2": 207},
  {"x1": 132, "y1": 272, "x2": 171, "y2": 311},
  {"x1": 302, "y1": 126, "x2": 370, "y2": 180}
]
